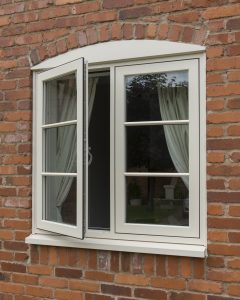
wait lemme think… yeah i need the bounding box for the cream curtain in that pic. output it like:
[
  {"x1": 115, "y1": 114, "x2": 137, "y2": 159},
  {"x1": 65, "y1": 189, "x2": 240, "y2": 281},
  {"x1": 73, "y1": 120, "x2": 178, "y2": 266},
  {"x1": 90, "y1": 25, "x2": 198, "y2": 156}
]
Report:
[
  {"x1": 158, "y1": 86, "x2": 189, "y2": 188},
  {"x1": 56, "y1": 78, "x2": 98, "y2": 221}
]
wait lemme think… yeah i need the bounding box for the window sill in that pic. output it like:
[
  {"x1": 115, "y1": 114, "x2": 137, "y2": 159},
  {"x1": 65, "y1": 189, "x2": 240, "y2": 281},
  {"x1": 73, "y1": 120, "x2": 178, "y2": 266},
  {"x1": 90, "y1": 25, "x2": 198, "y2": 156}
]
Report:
[{"x1": 26, "y1": 234, "x2": 207, "y2": 258}]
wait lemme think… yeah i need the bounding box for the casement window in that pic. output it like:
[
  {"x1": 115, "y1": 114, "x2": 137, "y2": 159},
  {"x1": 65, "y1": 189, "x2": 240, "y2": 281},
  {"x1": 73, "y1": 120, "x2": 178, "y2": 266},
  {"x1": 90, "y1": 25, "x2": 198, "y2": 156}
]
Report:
[{"x1": 27, "y1": 40, "x2": 207, "y2": 257}]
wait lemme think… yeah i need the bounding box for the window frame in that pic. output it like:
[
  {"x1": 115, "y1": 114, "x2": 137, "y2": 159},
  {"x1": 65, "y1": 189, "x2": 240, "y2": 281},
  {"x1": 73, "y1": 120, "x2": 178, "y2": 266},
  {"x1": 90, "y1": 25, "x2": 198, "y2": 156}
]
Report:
[
  {"x1": 35, "y1": 59, "x2": 84, "y2": 239},
  {"x1": 115, "y1": 59, "x2": 199, "y2": 238},
  {"x1": 28, "y1": 41, "x2": 207, "y2": 257}
]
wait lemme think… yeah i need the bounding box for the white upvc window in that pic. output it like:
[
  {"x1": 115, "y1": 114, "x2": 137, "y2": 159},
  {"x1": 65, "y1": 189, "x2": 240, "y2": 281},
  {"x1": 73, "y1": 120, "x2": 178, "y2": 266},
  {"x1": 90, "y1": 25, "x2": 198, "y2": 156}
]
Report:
[{"x1": 28, "y1": 41, "x2": 207, "y2": 257}]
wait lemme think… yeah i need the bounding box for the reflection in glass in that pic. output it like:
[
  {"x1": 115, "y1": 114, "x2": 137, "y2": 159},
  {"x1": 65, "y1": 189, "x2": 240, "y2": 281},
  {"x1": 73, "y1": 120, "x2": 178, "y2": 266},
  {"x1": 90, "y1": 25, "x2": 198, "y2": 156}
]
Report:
[
  {"x1": 44, "y1": 73, "x2": 77, "y2": 124},
  {"x1": 45, "y1": 125, "x2": 76, "y2": 173},
  {"x1": 126, "y1": 176, "x2": 189, "y2": 226},
  {"x1": 44, "y1": 176, "x2": 76, "y2": 226},
  {"x1": 127, "y1": 125, "x2": 188, "y2": 173},
  {"x1": 126, "y1": 70, "x2": 188, "y2": 122}
]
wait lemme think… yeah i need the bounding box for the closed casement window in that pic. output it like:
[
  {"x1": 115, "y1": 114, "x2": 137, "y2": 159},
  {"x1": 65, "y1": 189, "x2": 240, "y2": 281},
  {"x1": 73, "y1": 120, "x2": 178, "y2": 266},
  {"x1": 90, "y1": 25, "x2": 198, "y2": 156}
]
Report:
[{"x1": 28, "y1": 41, "x2": 207, "y2": 257}]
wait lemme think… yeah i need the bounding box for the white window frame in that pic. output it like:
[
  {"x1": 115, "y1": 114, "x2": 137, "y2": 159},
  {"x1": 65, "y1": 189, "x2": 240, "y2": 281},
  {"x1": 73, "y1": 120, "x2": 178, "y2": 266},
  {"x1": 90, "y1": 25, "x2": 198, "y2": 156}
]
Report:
[
  {"x1": 115, "y1": 59, "x2": 199, "y2": 238},
  {"x1": 27, "y1": 41, "x2": 207, "y2": 257},
  {"x1": 35, "y1": 59, "x2": 84, "y2": 239}
]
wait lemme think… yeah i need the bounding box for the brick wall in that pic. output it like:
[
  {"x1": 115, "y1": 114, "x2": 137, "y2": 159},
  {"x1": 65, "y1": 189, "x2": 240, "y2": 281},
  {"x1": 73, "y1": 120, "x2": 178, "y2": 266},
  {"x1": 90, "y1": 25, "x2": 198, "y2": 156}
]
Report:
[{"x1": 0, "y1": 0, "x2": 240, "y2": 299}]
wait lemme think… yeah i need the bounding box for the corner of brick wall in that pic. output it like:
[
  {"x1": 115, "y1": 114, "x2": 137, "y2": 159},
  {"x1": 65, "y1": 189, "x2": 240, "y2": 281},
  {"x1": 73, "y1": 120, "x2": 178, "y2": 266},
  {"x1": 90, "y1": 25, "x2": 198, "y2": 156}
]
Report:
[{"x1": 0, "y1": 0, "x2": 240, "y2": 299}]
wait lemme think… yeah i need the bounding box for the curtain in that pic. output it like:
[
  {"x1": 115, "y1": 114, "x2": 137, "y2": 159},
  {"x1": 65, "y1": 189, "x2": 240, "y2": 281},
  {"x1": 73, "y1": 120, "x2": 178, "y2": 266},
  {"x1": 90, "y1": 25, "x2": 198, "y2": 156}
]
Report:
[
  {"x1": 157, "y1": 86, "x2": 189, "y2": 188},
  {"x1": 88, "y1": 77, "x2": 99, "y2": 165},
  {"x1": 54, "y1": 79, "x2": 77, "y2": 221},
  {"x1": 54, "y1": 77, "x2": 99, "y2": 220}
]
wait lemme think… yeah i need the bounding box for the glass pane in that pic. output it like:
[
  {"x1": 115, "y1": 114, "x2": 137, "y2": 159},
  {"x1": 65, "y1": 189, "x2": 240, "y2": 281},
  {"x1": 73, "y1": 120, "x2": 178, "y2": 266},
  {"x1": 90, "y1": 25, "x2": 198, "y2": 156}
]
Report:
[
  {"x1": 88, "y1": 75, "x2": 110, "y2": 230},
  {"x1": 44, "y1": 73, "x2": 77, "y2": 124},
  {"x1": 127, "y1": 125, "x2": 188, "y2": 173},
  {"x1": 126, "y1": 70, "x2": 188, "y2": 122},
  {"x1": 45, "y1": 125, "x2": 76, "y2": 173},
  {"x1": 44, "y1": 176, "x2": 76, "y2": 226},
  {"x1": 126, "y1": 176, "x2": 189, "y2": 226}
]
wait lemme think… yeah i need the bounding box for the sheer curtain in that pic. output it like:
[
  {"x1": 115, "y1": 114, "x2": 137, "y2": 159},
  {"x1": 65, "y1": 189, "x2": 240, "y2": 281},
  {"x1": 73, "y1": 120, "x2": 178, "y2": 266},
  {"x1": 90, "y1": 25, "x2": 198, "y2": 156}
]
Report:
[
  {"x1": 157, "y1": 86, "x2": 189, "y2": 188},
  {"x1": 53, "y1": 77, "x2": 99, "y2": 221}
]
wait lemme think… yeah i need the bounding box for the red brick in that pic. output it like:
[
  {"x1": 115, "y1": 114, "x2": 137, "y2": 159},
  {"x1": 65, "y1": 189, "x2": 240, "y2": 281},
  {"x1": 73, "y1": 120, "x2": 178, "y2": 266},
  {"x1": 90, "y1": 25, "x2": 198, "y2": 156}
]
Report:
[
  {"x1": 54, "y1": 290, "x2": 83, "y2": 300},
  {"x1": 146, "y1": 24, "x2": 157, "y2": 39},
  {"x1": 0, "y1": 15, "x2": 10, "y2": 26},
  {"x1": 1, "y1": 262, "x2": 26, "y2": 273},
  {"x1": 12, "y1": 273, "x2": 38, "y2": 285},
  {"x1": 26, "y1": 286, "x2": 52, "y2": 298},
  {"x1": 28, "y1": 265, "x2": 52, "y2": 275},
  {"x1": 115, "y1": 274, "x2": 149, "y2": 286},
  {"x1": 55, "y1": 0, "x2": 83, "y2": 4},
  {"x1": 207, "y1": 126, "x2": 224, "y2": 137},
  {"x1": 103, "y1": 0, "x2": 133, "y2": 9},
  {"x1": 4, "y1": 241, "x2": 28, "y2": 251},
  {"x1": 40, "y1": 277, "x2": 67, "y2": 288},
  {"x1": 0, "y1": 282, "x2": 24, "y2": 294},
  {"x1": 119, "y1": 6, "x2": 151, "y2": 19},
  {"x1": 156, "y1": 255, "x2": 166, "y2": 276},
  {"x1": 86, "y1": 11, "x2": 116, "y2": 24},
  {"x1": 227, "y1": 98, "x2": 240, "y2": 109},
  {"x1": 85, "y1": 271, "x2": 114, "y2": 282},
  {"x1": 207, "y1": 152, "x2": 225, "y2": 163},
  {"x1": 193, "y1": 259, "x2": 205, "y2": 279},
  {"x1": 123, "y1": 23, "x2": 133, "y2": 39},
  {"x1": 207, "y1": 47, "x2": 224, "y2": 58},
  {"x1": 168, "y1": 256, "x2": 179, "y2": 276},
  {"x1": 228, "y1": 258, "x2": 240, "y2": 269},
  {"x1": 101, "y1": 284, "x2": 131, "y2": 297},
  {"x1": 203, "y1": 4, "x2": 240, "y2": 19},
  {"x1": 180, "y1": 257, "x2": 191, "y2": 278},
  {"x1": 134, "y1": 288, "x2": 167, "y2": 300},
  {"x1": 208, "y1": 244, "x2": 240, "y2": 256},
  {"x1": 151, "y1": 277, "x2": 186, "y2": 290},
  {"x1": 85, "y1": 294, "x2": 113, "y2": 300},
  {"x1": 158, "y1": 23, "x2": 168, "y2": 39},
  {"x1": 229, "y1": 232, "x2": 240, "y2": 243},
  {"x1": 208, "y1": 139, "x2": 240, "y2": 150},
  {"x1": 170, "y1": 292, "x2": 205, "y2": 300},
  {"x1": 226, "y1": 17, "x2": 240, "y2": 30},
  {"x1": 168, "y1": 11, "x2": 199, "y2": 23},
  {"x1": 143, "y1": 254, "x2": 154, "y2": 275},
  {"x1": 208, "y1": 270, "x2": 240, "y2": 282},
  {"x1": 55, "y1": 267, "x2": 82, "y2": 279},
  {"x1": 208, "y1": 204, "x2": 224, "y2": 215},
  {"x1": 188, "y1": 279, "x2": 222, "y2": 294},
  {"x1": 207, "y1": 256, "x2": 225, "y2": 268},
  {"x1": 69, "y1": 280, "x2": 100, "y2": 292}
]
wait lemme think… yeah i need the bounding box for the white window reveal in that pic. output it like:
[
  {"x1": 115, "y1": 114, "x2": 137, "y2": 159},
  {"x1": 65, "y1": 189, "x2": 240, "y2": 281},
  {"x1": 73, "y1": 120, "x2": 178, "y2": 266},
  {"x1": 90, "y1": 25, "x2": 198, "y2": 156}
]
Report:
[{"x1": 27, "y1": 41, "x2": 207, "y2": 257}]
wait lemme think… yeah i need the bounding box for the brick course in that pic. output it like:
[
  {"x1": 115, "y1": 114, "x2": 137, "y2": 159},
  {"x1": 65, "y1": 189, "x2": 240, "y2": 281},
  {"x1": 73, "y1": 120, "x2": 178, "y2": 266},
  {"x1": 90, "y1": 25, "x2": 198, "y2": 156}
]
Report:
[{"x1": 0, "y1": 0, "x2": 240, "y2": 299}]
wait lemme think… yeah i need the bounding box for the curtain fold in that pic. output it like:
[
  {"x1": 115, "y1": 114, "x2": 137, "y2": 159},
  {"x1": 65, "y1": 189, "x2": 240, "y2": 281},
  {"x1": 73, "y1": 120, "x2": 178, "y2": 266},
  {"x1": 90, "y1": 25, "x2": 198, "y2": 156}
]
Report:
[{"x1": 157, "y1": 86, "x2": 189, "y2": 188}]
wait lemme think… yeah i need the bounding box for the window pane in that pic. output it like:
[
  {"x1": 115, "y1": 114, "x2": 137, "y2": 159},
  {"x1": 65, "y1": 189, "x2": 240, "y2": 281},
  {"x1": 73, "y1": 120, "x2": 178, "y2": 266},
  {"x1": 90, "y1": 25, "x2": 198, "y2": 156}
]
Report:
[
  {"x1": 127, "y1": 125, "x2": 188, "y2": 173},
  {"x1": 126, "y1": 176, "x2": 189, "y2": 226},
  {"x1": 126, "y1": 71, "x2": 188, "y2": 122},
  {"x1": 45, "y1": 125, "x2": 76, "y2": 173},
  {"x1": 44, "y1": 176, "x2": 76, "y2": 226},
  {"x1": 44, "y1": 73, "x2": 77, "y2": 124},
  {"x1": 88, "y1": 75, "x2": 110, "y2": 230}
]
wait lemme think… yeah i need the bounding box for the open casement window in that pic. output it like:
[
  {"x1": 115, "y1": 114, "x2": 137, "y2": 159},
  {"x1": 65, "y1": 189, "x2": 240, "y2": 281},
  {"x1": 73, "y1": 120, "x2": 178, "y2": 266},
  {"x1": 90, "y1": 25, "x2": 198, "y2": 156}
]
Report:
[
  {"x1": 29, "y1": 41, "x2": 206, "y2": 257},
  {"x1": 35, "y1": 59, "x2": 84, "y2": 238}
]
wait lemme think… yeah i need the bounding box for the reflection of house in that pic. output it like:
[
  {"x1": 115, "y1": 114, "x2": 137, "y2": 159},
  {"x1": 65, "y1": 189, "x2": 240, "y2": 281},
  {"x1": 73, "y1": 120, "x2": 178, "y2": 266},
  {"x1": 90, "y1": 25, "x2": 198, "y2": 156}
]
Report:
[{"x1": 0, "y1": 2, "x2": 238, "y2": 299}]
